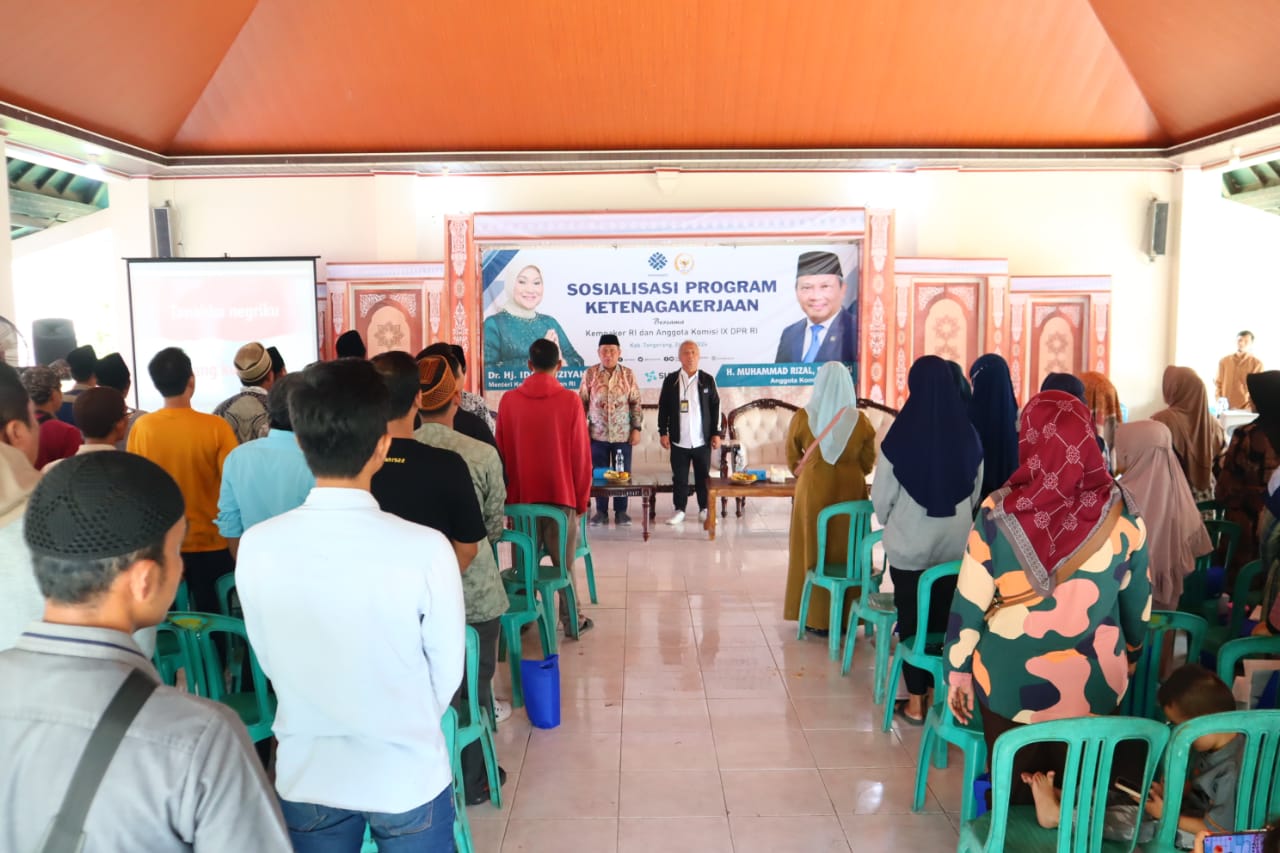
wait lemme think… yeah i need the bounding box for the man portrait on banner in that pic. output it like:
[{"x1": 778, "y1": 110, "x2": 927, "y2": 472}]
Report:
[{"x1": 774, "y1": 251, "x2": 858, "y2": 366}]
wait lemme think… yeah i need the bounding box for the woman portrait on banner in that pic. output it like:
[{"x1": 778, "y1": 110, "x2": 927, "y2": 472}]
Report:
[
  {"x1": 783, "y1": 362, "x2": 877, "y2": 636},
  {"x1": 482, "y1": 264, "x2": 585, "y2": 374},
  {"x1": 944, "y1": 390, "x2": 1151, "y2": 807}
]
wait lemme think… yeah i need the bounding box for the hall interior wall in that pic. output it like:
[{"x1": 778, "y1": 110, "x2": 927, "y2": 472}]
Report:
[{"x1": 145, "y1": 168, "x2": 1176, "y2": 415}]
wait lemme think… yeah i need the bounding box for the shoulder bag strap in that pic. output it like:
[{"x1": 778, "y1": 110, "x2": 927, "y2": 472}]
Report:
[
  {"x1": 37, "y1": 668, "x2": 158, "y2": 853},
  {"x1": 794, "y1": 407, "x2": 850, "y2": 478}
]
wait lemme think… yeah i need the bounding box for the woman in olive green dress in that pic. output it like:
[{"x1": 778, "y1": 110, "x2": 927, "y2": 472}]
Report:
[{"x1": 783, "y1": 362, "x2": 877, "y2": 632}]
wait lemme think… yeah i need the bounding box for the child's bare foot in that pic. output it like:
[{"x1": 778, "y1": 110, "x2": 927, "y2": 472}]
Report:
[{"x1": 1021, "y1": 771, "x2": 1060, "y2": 829}]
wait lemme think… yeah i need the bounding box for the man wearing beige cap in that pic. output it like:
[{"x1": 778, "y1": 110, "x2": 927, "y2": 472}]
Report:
[{"x1": 214, "y1": 342, "x2": 275, "y2": 444}]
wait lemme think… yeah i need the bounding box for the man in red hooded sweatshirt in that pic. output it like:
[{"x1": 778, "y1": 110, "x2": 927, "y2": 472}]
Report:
[{"x1": 495, "y1": 339, "x2": 594, "y2": 637}]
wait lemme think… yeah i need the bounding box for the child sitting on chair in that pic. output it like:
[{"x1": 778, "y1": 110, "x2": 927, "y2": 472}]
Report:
[
  {"x1": 1148, "y1": 665, "x2": 1243, "y2": 846},
  {"x1": 1021, "y1": 664, "x2": 1241, "y2": 849}
]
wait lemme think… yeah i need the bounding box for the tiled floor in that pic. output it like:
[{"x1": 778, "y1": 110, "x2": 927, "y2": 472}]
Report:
[{"x1": 474, "y1": 499, "x2": 964, "y2": 853}]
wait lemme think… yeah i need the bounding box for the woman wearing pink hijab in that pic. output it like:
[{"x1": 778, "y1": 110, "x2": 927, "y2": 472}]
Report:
[{"x1": 1113, "y1": 420, "x2": 1212, "y2": 611}]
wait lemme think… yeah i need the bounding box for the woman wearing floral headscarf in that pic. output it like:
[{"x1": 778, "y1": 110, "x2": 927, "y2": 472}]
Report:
[
  {"x1": 783, "y1": 362, "x2": 877, "y2": 634},
  {"x1": 944, "y1": 391, "x2": 1151, "y2": 805}
]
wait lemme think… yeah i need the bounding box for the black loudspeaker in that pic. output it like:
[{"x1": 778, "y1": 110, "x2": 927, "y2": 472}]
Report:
[
  {"x1": 32, "y1": 318, "x2": 77, "y2": 366},
  {"x1": 1146, "y1": 200, "x2": 1170, "y2": 260},
  {"x1": 151, "y1": 206, "x2": 175, "y2": 258}
]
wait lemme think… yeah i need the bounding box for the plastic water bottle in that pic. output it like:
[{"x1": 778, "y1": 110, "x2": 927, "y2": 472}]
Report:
[{"x1": 614, "y1": 449, "x2": 624, "y2": 473}]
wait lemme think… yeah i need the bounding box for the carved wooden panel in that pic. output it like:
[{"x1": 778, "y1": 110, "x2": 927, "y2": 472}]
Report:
[
  {"x1": 350, "y1": 284, "x2": 424, "y2": 357},
  {"x1": 1028, "y1": 299, "x2": 1087, "y2": 392},
  {"x1": 913, "y1": 281, "x2": 981, "y2": 371},
  {"x1": 888, "y1": 259, "x2": 1008, "y2": 407},
  {"x1": 859, "y1": 210, "x2": 894, "y2": 405},
  {"x1": 325, "y1": 262, "x2": 447, "y2": 363},
  {"x1": 1006, "y1": 277, "x2": 1113, "y2": 403}
]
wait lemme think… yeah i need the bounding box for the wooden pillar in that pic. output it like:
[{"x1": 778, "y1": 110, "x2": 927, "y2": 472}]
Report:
[{"x1": 445, "y1": 214, "x2": 479, "y2": 393}]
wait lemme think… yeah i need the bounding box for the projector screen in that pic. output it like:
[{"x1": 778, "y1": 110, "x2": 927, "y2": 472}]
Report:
[{"x1": 127, "y1": 258, "x2": 319, "y2": 413}]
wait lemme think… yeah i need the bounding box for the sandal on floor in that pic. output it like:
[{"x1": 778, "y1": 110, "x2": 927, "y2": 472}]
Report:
[
  {"x1": 566, "y1": 617, "x2": 594, "y2": 639},
  {"x1": 894, "y1": 700, "x2": 925, "y2": 727},
  {"x1": 804, "y1": 626, "x2": 830, "y2": 638}
]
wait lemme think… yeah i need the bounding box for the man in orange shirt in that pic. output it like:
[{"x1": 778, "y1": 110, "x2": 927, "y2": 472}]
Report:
[
  {"x1": 1216, "y1": 330, "x2": 1264, "y2": 411},
  {"x1": 127, "y1": 347, "x2": 238, "y2": 612}
]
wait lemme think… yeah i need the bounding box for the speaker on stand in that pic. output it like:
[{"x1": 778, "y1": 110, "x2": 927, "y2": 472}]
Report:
[{"x1": 32, "y1": 318, "x2": 77, "y2": 366}]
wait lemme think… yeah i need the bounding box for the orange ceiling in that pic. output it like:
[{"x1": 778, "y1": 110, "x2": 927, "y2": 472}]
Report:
[{"x1": 0, "y1": 0, "x2": 1276, "y2": 157}]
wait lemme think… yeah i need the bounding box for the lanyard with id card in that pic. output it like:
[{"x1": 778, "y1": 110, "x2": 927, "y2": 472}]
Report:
[{"x1": 680, "y1": 373, "x2": 697, "y2": 414}]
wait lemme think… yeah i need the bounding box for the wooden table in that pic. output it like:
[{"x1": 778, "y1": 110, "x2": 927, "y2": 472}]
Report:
[
  {"x1": 590, "y1": 475, "x2": 655, "y2": 541},
  {"x1": 703, "y1": 476, "x2": 796, "y2": 540}
]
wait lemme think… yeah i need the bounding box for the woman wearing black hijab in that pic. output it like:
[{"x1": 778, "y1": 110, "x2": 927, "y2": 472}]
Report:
[
  {"x1": 968, "y1": 354, "x2": 1019, "y2": 500},
  {"x1": 874, "y1": 356, "x2": 984, "y2": 723}
]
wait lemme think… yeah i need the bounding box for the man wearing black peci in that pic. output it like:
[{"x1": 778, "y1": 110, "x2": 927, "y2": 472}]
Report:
[{"x1": 774, "y1": 250, "x2": 858, "y2": 365}]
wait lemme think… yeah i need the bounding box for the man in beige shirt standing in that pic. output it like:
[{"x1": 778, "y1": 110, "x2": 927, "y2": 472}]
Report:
[{"x1": 1216, "y1": 330, "x2": 1264, "y2": 411}]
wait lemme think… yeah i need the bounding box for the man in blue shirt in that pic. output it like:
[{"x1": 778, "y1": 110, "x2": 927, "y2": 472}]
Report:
[{"x1": 216, "y1": 374, "x2": 314, "y2": 556}]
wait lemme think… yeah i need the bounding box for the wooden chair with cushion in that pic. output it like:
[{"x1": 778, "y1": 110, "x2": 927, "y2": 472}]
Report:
[{"x1": 723, "y1": 397, "x2": 898, "y2": 517}]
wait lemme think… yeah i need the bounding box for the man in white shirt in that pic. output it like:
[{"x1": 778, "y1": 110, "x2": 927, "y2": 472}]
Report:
[
  {"x1": 657, "y1": 340, "x2": 722, "y2": 525},
  {"x1": 236, "y1": 359, "x2": 466, "y2": 852}
]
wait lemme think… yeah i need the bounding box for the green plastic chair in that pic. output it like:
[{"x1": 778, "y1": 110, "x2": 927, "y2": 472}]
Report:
[
  {"x1": 1180, "y1": 520, "x2": 1241, "y2": 620},
  {"x1": 574, "y1": 512, "x2": 598, "y2": 605},
  {"x1": 1217, "y1": 634, "x2": 1280, "y2": 709},
  {"x1": 167, "y1": 611, "x2": 277, "y2": 743},
  {"x1": 1147, "y1": 710, "x2": 1280, "y2": 851},
  {"x1": 880, "y1": 560, "x2": 961, "y2": 732},
  {"x1": 215, "y1": 572, "x2": 240, "y2": 618},
  {"x1": 1203, "y1": 559, "x2": 1267, "y2": 659},
  {"x1": 152, "y1": 620, "x2": 198, "y2": 687},
  {"x1": 503, "y1": 504, "x2": 584, "y2": 651},
  {"x1": 1120, "y1": 610, "x2": 1207, "y2": 721},
  {"x1": 456, "y1": 625, "x2": 502, "y2": 809},
  {"x1": 840, "y1": 529, "x2": 896, "y2": 697},
  {"x1": 958, "y1": 715, "x2": 1170, "y2": 853},
  {"x1": 795, "y1": 500, "x2": 875, "y2": 659},
  {"x1": 1196, "y1": 499, "x2": 1225, "y2": 521},
  {"x1": 495, "y1": 528, "x2": 551, "y2": 708},
  {"x1": 173, "y1": 579, "x2": 191, "y2": 611},
  {"x1": 154, "y1": 584, "x2": 195, "y2": 685},
  {"x1": 443, "y1": 706, "x2": 476, "y2": 853},
  {"x1": 916, "y1": 697, "x2": 987, "y2": 820},
  {"x1": 358, "y1": 709, "x2": 472, "y2": 852}
]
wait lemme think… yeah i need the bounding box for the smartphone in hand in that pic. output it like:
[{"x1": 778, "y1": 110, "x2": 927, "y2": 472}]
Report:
[
  {"x1": 1113, "y1": 778, "x2": 1143, "y2": 801},
  {"x1": 1201, "y1": 830, "x2": 1266, "y2": 853}
]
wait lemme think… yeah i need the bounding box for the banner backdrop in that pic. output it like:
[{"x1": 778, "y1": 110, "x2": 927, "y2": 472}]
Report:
[{"x1": 481, "y1": 243, "x2": 861, "y2": 390}]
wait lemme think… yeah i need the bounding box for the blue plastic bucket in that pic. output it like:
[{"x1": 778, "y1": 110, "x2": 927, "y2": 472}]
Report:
[{"x1": 520, "y1": 655, "x2": 561, "y2": 729}]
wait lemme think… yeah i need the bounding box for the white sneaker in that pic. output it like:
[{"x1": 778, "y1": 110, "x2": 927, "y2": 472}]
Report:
[
  {"x1": 666, "y1": 510, "x2": 686, "y2": 525},
  {"x1": 493, "y1": 698, "x2": 512, "y2": 724},
  {"x1": 698, "y1": 509, "x2": 708, "y2": 522}
]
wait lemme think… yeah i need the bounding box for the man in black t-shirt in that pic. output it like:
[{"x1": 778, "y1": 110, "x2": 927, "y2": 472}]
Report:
[
  {"x1": 370, "y1": 355, "x2": 486, "y2": 576},
  {"x1": 370, "y1": 351, "x2": 511, "y2": 804}
]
